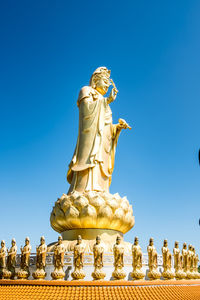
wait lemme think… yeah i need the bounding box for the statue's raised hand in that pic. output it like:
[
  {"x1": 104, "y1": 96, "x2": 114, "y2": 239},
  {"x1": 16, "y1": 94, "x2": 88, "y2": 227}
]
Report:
[{"x1": 107, "y1": 88, "x2": 118, "y2": 103}]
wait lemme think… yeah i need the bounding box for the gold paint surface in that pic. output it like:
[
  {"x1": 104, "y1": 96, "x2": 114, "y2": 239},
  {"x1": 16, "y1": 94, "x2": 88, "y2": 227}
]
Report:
[{"x1": 50, "y1": 67, "x2": 135, "y2": 236}]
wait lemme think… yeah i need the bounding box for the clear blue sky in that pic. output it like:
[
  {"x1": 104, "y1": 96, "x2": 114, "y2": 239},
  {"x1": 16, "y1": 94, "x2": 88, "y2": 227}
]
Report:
[{"x1": 0, "y1": 0, "x2": 199, "y2": 253}]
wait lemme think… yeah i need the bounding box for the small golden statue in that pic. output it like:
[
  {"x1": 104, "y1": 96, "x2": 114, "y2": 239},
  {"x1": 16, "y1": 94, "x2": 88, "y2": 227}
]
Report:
[
  {"x1": 33, "y1": 236, "x2": 47, "y2": 280},
  {"x1": 182, "y1": 242, "x2": 188, "y2": 274},
  {"x1": 17, "y1": 237, "x2": 31, "y2": 279},
  {"x1": 193, "y1": 249, "x2": 200, "y2": 279},
  {"x1": 131, "y1": 237, "x2": 145, "y2": 280},
  {"x1": 0, "y1": 240, "x2": 7, "y2": 279},
  {"x1": 147, "y1": 238, "x2": 161, "y2": 280},
  {"x1": 71, "y1": 235, "x2": 85, "y2": 280},
  {"x1": 112, "y1": 236, "x2": 126, "y2": 280},
  {"x1": 92, "y1": 235, "x2": 106, "y2": 280},
  {"x1": 6, "y1": 239, "x2": 17, "y2": 279},
  {"x1": 51, "y1": 236, "x2": 65, "y2": 280},
  {"x1": 190, "y1": 246, "x2": 195, "y2": 279},
  {"x1": 186, "y1": 244, "x2": 193, "y2": 279},
  {"x1": 173, "y1": 241, "x2": 185, "y2": 279},
  {"x1": 161, "y1": 239, "x2": 174, "y2": 279}
]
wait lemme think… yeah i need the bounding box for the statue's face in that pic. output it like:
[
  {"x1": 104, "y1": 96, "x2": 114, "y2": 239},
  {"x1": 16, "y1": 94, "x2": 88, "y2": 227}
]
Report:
[
  {"x1": 96, "y1": 237, "x2": 100, "y2": 245},
  {"x1": 164, "y1": 240, "x2": 168, "y2": 247},
  {"x1": 41, "y1": 238, "x2": 45, "y2": 245},
  {"x1": 135, "y1": 238, "x2": 138, "y2": 245},
  {"x1": 12, "y1": 241, "x2": 15, "y2": 246},
  {"x1": 95, "y1": 76, "x2": 110, "y2": 95},
  {"x1": 116, "y1": 237, "x2": 121, "y2": 245},
  {"x1": 58, "y1": 237, "x2": 62, "y2": 245},
  {"x1": 77, "y1": 237, "x2": 82, "y2": 245},
  {"x1": 1, "y1": 241, "x2": 4, "y2": 247},
  {"x1": 149, "y1": 239, "x2": 153, "y2": 246},
  {"x1": 25, "y1": 239, "x2": 29, "y2": 245}
]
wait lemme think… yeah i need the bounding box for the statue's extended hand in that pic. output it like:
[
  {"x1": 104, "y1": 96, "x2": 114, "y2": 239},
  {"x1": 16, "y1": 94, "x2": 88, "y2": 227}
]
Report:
[{"x1": 117, "y1": 118, "x2": 132, "y2": 130}]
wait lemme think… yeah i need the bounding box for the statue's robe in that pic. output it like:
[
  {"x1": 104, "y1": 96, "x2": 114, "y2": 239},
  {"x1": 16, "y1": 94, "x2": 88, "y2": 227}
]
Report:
[{"x1": 67, "y1": 86, "x2": 120, "y2": 193}]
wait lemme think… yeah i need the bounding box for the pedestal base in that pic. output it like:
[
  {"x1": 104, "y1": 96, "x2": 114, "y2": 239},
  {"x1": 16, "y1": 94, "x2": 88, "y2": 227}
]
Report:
[{"x1": 48, "y1": 229, "x2": 132, "y2": 253}]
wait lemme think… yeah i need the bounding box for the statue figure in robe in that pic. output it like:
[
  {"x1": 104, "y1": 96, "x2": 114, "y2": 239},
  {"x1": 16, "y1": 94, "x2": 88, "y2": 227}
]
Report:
[
  {"x1": 173, "y1": 241, "x2": 185, "y2": 279},
  {"x1": 147, "y1": 237, "x2": 161, "y2": 280},
  {"x1": 51, "y1": 236, "x2": 65, "y2": 280},
  {"x1": 131, "y1": 237, "x2": 145, "y2": 280},
  {"x1": 92, "y1": 235, "x2": 106, "y2": 280},
  {"x1": 33, "y1": 236, "x2": 47, "y2": 280},
  {"x1": 7, "y1": 238, "x2": 17, "y2": 279},
  {"x1": 50, "y1": 67, "x2": 135, "y2": 246},
  {"x1": 71, "y1": 235, "x2": 85, "y2": 280},
  {"x1": 112, "y1": 236, "x2": 126, "y2": 280},
  {"x1": 17, "y1": 237, "x2": 31, "y2": 279},
  {"x1": 161, "y1": 239, "x2": 174, "y2": 279},
  {"x1": 0, "y1": 240, "x2": 7, "y2": 279},
  {"x1": 67, "y1": 67, "x2": 131, "y2": 194},
  {"x1": 182, "y1": 242, "x2": 188, "y2": 273}
]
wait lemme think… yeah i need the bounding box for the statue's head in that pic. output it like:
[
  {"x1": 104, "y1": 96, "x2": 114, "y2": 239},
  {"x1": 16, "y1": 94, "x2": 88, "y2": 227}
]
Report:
[
  {"x1": 11, "y1": 238, "x2": 16, "y2": 246},
  {"x1": 163, "y1": 239, "x2": 168, "y2": 246},
  {"x1": 1, "y1": 240, "x2": 5, "y2": 247},
  {"x1": 134, "y1": 236, "x2": 139, "y2": 245},
  {"x1": 25, "y1": 237, "x2": 30, "y2": 245},
  {"x1": 188, "y1": 244, "x2": 192, "y2": 250},
  {"x1": 96, "y1": 235, "x2": 101, "y2": 245},
  {"x1": 90, "y1": 67, "x2": 111, "y2": 95},
  {"x1": 58, "y1": 235, "x2": 63, "y2": 245},
  {"x1": 149, "y1": 238, "x2": 154, "y2": 246},
  {"x1": 116, "y1": 236, "x2": 121, "y2": 245},
  {"x1": 175, "y1": 241, "x2": 179, "y2": 248},
  {"x1": 183, "y1": 242, "x2": 187, "y2": 249},
  {"x1": 40, "y1": 236, "x2": 45, "y2": 245},
  {"x1": 77, "y1": 235, "x2": 82, "y2": 245}
]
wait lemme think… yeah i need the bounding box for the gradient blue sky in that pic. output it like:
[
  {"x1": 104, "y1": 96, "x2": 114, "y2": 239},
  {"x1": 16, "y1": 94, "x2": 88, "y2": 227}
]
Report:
[{"x1": 0, "y1": 0, "x2": 199, "y2": 253}]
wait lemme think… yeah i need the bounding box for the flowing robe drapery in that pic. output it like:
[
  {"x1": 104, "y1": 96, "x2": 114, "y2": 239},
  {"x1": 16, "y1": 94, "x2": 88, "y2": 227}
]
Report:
[{"x1": 67, "y1": 86, "x2": 120, "y2": 194}]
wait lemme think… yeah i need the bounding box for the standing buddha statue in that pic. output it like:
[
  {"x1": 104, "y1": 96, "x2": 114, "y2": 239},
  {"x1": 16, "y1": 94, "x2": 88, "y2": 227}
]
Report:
[
  {"x1": 173, "y1": 241, "x2": 185, "y2": 279},
  {"x1": 71, "y1": 235, "x2": 85, "y2": 280},
  {"x1": 147, "y1": 238, "x2": 161, "y2": 280},
  {"x1": 112, "y1": 236, "x2": 126, "y2": 280},
  {"x1": 131, "y1": 237, "x2": 145, "y2": 280},
  {"x1": 17, "y1": 237, "x2": 31, "y2": 279},
  {"x1": 92, "y1": 235, "x2": 106, "y2": 280},
  {"x1": 161, "y1": 239, "x2": 174, "y2": 279}
]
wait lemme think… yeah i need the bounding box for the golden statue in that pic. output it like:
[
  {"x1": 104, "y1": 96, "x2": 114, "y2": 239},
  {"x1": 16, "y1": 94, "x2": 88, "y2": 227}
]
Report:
[
  {"x1": 71, "y1": 235, "x2": 85, "y2": 280},
  {"x1": 33, "y1": 236, "x2": 47, "y2": 280},
  {"x1": 186, "y1": 244, "x2": 193, "y2": 279},
  {"x1": 112, "y1": 236, "x2": 126, "y2": 280},
  {"x1": 92, "y1": 235, "x2": 106, "y2": 280},
  {"x1": 193, "y1": 249, "x2": 200, "y2": 279},
  {"x1": 182, "y1": 242, "x2": 188, "y2": 274},
  {"x1": 50, "y1": 67, "x2": 135, "y2": 248},
  {"x1": 6, "y1": 239, "x2": 17, "y2": 279},
  {"x1": 161, "y1": 239, "x2": 174, "y2": 279},
  {"x1": 17, "y1": 237, "x2": 31, "y2": 279},
  {"x1": 173, "y1": 241, "x2": 185, "y2": 279},
  {"x1": 131, "y1": 237, "x2": 145, "y2": 280},
  {"x1": 51, "y1": 236, "x2": 65, "y2": 280},
  {"x1": 0, "y1": 240, "x2": 7, "y2": 279},
  {"x1": 67, "y1": 66, "x2": 130, "y2": 194},
  {"x1": 147, "y1": 238, "x2": 161, "y2": 280}
]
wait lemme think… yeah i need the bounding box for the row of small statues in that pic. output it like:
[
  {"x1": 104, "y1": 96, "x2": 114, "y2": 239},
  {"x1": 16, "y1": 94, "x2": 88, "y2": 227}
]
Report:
[{"x1": 0, "y1": 236, "x2": 199, "y2": 281}]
